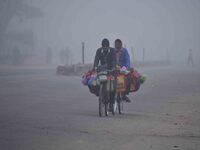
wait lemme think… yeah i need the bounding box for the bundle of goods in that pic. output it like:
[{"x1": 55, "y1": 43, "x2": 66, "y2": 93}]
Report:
[
  {"x1": 82, "y1": 69, "x2": 99, "y2": 96},
  {"x1": 129, "y1": 68, "x2": 147, "y2": 92},
  {"x1": 82, "y1": 69, "x2": 95, "y2": 85},
  {"x1": 82, "y1": 67, "x2": 147, "y2": 96}
]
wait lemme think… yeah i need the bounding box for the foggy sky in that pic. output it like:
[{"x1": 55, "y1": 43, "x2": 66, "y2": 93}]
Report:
[{"x1": 8, "y1": 0, "x2": 200, "y2": 64}]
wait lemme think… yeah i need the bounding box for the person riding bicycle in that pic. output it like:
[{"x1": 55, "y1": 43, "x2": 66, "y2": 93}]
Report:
[
  {"x1": 93, "y1": 38, "x2": 116, "y2": 70},
  {"x1": 115, "y1": 39, "x2": 131, "y2": 102},
  {"x1": 93, "y1": 38, "x2": 116, "y2": 106}
]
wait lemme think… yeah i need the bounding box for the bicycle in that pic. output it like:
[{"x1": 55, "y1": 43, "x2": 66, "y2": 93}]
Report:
[{"x1": 97, "y1": 66, "x2": 116, "y2": 117}]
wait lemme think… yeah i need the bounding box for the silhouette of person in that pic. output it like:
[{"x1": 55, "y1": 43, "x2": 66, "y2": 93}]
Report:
[{"x1": 188, "y1": 49, "x2": 194, "y2": 66}]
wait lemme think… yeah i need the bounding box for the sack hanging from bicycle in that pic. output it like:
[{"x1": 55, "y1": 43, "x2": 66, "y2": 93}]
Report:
[{"x1": 116, "y1": 74, "x2": 126, "y2": 92}]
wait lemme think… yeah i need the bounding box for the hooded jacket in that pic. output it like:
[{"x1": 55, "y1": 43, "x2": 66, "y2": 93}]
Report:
[
  {"x1": 116, "y1": 48, "x2": 131, "y2": 69},
  {"x1": 93, "y1": 47, "x2": 116, "y2": 70}
]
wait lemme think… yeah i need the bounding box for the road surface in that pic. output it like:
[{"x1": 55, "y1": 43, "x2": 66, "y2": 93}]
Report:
[{"x1": 0, "y1": 66, "x2": 200, "y2": 150}]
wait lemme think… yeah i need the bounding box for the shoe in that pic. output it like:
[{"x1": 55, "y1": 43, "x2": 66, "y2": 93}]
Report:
[{"x1": 122, "y1": 96, "x2": 131, "y2": 103}]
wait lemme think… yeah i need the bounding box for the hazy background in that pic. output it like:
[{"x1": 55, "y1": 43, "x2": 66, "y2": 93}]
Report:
[
  {"x1": 1, "y1": 0, "x2": 200, "y2": 65},
  {"x1": 0, "y1": 1, "x2": 200, "y2": 149}
]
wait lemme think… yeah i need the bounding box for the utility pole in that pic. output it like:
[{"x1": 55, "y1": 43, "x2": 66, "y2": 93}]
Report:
[
  {"x1": 142, "y1": 48, "x2": 145, "y2": 63},
  {"x1": 166, "y1": 48, "x2": 170, "y2": 63},
  {"x1": 70, "y1": 52, "x2": 73, "y2": 65},
  {"x1": 82, "y1": 42, "x2": 85, "y2": 64}
]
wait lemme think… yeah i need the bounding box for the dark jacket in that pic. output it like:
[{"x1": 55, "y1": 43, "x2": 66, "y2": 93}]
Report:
[{"x1": 93, "y1": 47, "x2": 116, "y2": 70}]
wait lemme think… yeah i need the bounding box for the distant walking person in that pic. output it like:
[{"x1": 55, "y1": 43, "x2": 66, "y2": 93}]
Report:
[{"x1": 187, "y1": 49, "x2": 194, "y2": 66}]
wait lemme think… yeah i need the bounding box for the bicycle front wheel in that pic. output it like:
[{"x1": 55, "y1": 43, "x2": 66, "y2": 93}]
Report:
[{"x1": 99, "y1": 84, "x2": 104, "y2": 117}]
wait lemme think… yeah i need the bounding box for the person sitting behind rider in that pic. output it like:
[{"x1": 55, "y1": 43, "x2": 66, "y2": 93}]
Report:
[
  {"x1": 115, "y1": 39, "x2": 131, "y2": 102},
  {"x1": 93, "y1": 38, "x2": 116, "y2": 104}
]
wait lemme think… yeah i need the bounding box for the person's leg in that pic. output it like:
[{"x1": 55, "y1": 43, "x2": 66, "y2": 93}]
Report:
[
  {"x1": 122, "y1": 92, "x2": 131, "y2": 102},
  {"x1": 110, "y1": 91, "x2": 115, "y2": 104},
  {"x1": 125, "y1": 74, "x2": 131, "y2": 95},
  {"x1": 122, "y1": 75, "x2": 131, "y2": 102}
]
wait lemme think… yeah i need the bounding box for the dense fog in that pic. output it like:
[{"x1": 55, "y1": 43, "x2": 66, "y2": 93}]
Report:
[
  {"x1": 1, "y1": 1, "x2": 200, "y2": 149},
  {"x1": 0, "y1": 0, "x2": 200, "y2": 66}
]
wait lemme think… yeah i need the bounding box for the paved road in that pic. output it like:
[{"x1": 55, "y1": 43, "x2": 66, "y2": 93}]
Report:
[{"x1": 0, "y1": 66, "x2": 200, "y2": 150}]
